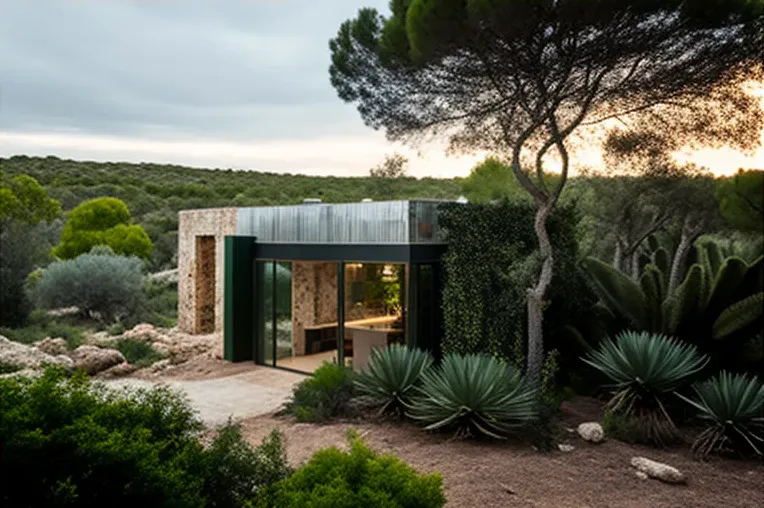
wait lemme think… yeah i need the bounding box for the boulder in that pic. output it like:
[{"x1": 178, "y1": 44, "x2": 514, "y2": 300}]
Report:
[
  {"x1": 0, "y1": 335, "x2": 73, "y2": 370},
  {"x1": 70, "y1": 345, "x2": 126, "y2": 375},
  {"x1": 123, "y1": 323, "x2": 162, "y2": 342},
  {"x1": 557, "y1": 444, "x2": 576, "y2": 453},
  {"x1": 630, "y1": 457, "x2": 686, "y2": 485},
  {"x1": 98, "y1": 362, "x2": 137, "y2": 379},
  {"x1": 34, "y1": 337, "x2": 68, "y2": 356},
  {"x1": 577, "y1": 422, "x2": 605, "y2": 443}
]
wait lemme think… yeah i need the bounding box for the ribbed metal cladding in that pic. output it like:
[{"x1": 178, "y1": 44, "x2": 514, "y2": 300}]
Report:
[{"x1": 235, "y1": 200, "x2": 453, "y2": 244}]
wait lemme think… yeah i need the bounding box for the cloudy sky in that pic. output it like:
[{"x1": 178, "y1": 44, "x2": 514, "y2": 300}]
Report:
[{"x1": 0, "y1": 0, "x2": 761, "y2": 177}]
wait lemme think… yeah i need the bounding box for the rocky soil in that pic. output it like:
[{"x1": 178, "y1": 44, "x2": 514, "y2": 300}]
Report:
[{"x1": 0, "y1": 323, "x2": 221, "y2": 379}]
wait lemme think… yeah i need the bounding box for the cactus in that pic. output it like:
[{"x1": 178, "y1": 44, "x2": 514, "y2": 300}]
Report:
[{"x1": 583, "y1": 245, "x2": 763, "y2": 373}]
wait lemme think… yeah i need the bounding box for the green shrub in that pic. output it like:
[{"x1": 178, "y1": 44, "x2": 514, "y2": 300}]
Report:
[
  {"x1": 32, "y1": 252, "x2": 145, "y2": 323},
  {"x1": 109, "y1": 321, "x2": 126, "y2": 336},
  {"x1": 282, "y1": 362, "x2": 356, "y2": 422},
  {"x1": 583, "y1": 330, "x2": 708, "y2": 446},
  {"x1": 53, "y1": 197, "x2": 152, "y2": 260},
  {"x1": 0, "y1": 368, "x2": 291, "y2": 508},
  {"x1": 251, "y1": 431, "x2": 445, "y2": 508},
  {"x1": 407, "y1": 353, "x2": 538, "y2": 439},
  {"x1": 354, "y1": 344, "x2": 433, "y2": 416},
  {"x1": 677, "y1": 372, "x2": 764, "y2": 458},
  {"x1": 602, "y1": 410, "x2": 643, "y2": 444},
  {"x1": 114, "y1": 337, "x2": 166, "y2": 367},
  {"x1": 0, "y1": 362, "x2": 22, "y2": 374}
]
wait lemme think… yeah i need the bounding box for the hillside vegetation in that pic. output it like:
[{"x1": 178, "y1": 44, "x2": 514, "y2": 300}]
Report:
[{"x1": 0, "y1": 155, "x2": 462, "y2": 271}]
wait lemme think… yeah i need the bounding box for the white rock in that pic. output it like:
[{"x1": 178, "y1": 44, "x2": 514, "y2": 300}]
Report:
[
  {"x1": 150, "y1": 359, "x2": 171, "y2": 372},
  {"x1": 635, "y1": 471, "x2": 649, "y2": 481},
  {"x1": 558, "y1": 444, "x2": 576, "y2": 452},
  {"x1": 33, "y1": 337, "x2": 69, "y2": 356},
  {"x1": 630, "y1": 457, "x2": 686, "y2": 484},
  {"x1": 0, "y1": 335, "x2": 73, "y2": 370},
  {"x1": 98, "y1": 362, "x2": 137, "y2": 378},
  {"x1": 0, "y1": 368, "x2": 39, "y2": 379},
  {"x1": 577, "y1": 422, "x2": 605, "y2": 443},
  {"x1": 70, "y1": 345, "x2": 126, "y2": 375}
]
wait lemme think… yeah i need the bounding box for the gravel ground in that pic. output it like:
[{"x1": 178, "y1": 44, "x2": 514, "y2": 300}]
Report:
[
  {"x1": 104, "y1": 367, "x2": 305, "y2": 426},
  {"x1": 240, "y1": 398, "x2": 764, "y2": 508}
]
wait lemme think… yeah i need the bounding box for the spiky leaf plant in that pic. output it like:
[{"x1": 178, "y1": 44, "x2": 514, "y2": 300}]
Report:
[
  {"x1": 354, "y1": 345, "x2": 433, "y2": 416},
  {"x1": 406, "y1": 353, "x2": 538, "y2": 439},
  {"x1": 677, "y1": 372, "x2": 764, "y2": 458},
  {"x1": 583, "y1": 330, "x2": 708, "y2": 446}
]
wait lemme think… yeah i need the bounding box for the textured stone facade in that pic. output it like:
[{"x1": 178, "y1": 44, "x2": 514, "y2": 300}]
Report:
[
  {"x1": 291, "y1": 262, "x2": 338, "y2": 356},
  {"x1": 178, "y1": 208, "x2": 237, "y2": 334}
]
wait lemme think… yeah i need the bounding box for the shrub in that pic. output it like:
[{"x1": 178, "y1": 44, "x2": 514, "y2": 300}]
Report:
[
  {"x1": 407, "y1": 353, "x2": 538, "y2": 439},
  {"x1": 282, "y1": 362, "x2": 356, "y2": 422},
  {"x1": 53, "y1": 197, "x2": 152, "y2": 260},
  {"x1": 0, "y1": 320, "x2": 84, "y2": 349},
  {"x1": 677, "y1": 372, "x2": 764, "y2": 458},
  {"x1": 354, "y1": 344, "x2": 433, "y2": 416},
  {"x1": 251, "y1": 431, "x2": 445, "y2": 508},
  {"x1": 32, "y1": 252, "x2": 145, "y2": 323},
  {"x1": 583, "y1": 330, "x2": 708, "y2": 446},
  {"x1": 114, "y1": 337, "x2": 166, "y2": 367},
  {"x1": 0, "y1": 368, "x2": 291, "y2": 508}
]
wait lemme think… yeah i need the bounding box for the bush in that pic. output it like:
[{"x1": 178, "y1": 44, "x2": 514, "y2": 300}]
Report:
[
  {"x1": 354, "y1": 345, "x2": 433, "y2": 416},
  {"x1": 677, "y1": 372, "x2": 764, "y2": 458},
  {"x1": 282, "y1": 362, "x2": 356, "y2": 422},
  {"x1": 32, "y1": 252, "x2": 145, "y2": 323},
  {"x1": 251, "y1": 431, "x2": 445, "y2": 508},
  {"x1": 407, "y1": 353, "x2": 538, "y2": 439},
  {"x1": 0, "y1": 320, "x2": 84, "y2": 349},
  {"x1": 0, "y1": 368, "x2": 291, "y2": 508},
  {"x1": 113, "y1": 337, "x2": 166, "y2": 367},
  {"x1": 53, "y1": 197, "x2": 152, "y2": 260},
  {"x1": 583, "y1": 330, "x2": 708, "y2": 446}
]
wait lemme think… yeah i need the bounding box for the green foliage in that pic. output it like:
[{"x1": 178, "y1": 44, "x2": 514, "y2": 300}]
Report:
[
  {"x1": 282, "y1": 362, "x2": 356, "y2": 422},
  {"x1": 0, "y1": 316, "x2": 85, "y2": 350},
  {"x1": 439, "y1": 201, "x2": 597, "y2": 374},
  {"x1": 1, "y1": 156, "x2": 461, "y2": 271},
  {"x1": 251, "y1": 431, "x2": 445, "y2": 508},
  {"x1": 53, "y1": 197, "x2": 152, "y2": 260},
  {"x1": 354, "y1": 345, "x2": 433, "y2": 416},
  {"x1": 407, "y1": 353, "x2": 538, "y2": 439},
  {"x1": 583, "y1": 330, "x2": 708, "y2": 446},
  {"x1": 583, "y1": 241, "x2": 764, "y2": 374},
  {"x1": 602, "y1": 410, "x2": 643, "y2": 444},
  {"x1": 0, "y1": 362, "x2": 22, "y2": 374},
  {"x1": 32, "y1": 252, "x2": 145, "y2": 323},
  {"x1": 0, "y1": 368, "x2": 291, "y2": 508},
  {"x1": 113, "y1": 338, "x2": 166, "y2": 367},
  {"x1": 0, "y1": 173, "x2": 61, "y2": 327},
  {"x1": 677, "y1": 372, "x2": 764, "y2": 458},
  {"x1": 716, "y1": 169, "x2": 763, "y2": 233},
  {"x1": 127, "y1": 279, "x2": 179, "y2": 329}
]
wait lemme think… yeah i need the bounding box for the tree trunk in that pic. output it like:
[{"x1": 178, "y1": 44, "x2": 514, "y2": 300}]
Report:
[
  {"x1": 613, "y1": 241, "x2": 623, "y2": 271},
  {"x1": 526, "y1": 200, "x2": 554, "y2": 389}
]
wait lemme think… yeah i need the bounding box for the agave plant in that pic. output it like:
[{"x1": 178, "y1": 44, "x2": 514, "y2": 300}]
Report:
[
  {"x1": 354, "y1": 345, "x2": 433, "y2": 416},
  {"x1": 406, "y1": 353, "x2": 538, "y2": 439},
  {"x1": 677, "y1": 372, "x2": 764, "y2": 458},
  {"x1": 583, "y1": 330, "x2": 708, "y2": 446}
]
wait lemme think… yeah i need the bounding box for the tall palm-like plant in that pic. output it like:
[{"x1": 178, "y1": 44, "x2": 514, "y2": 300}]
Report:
[
  {"x1": 677, "y1": 372, "x2": 764, "y2": 458},
  {"x1": 407, "y1": 353, "x2": 538, "y2": 439},
  {"x1": 355, "y1": 345, "x2": 433, "y2": 416},
  {"x1": 583, "y1": 330, "x2": 708, "y2": 446}
]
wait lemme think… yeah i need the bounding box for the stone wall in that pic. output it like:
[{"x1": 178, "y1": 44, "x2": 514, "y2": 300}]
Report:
[
  {"x1": 178, "y1": 208, "x2": 238, "y2": 334},
  {"x1": 291, "y1": 262, "x2": 338, "y2": 356}
]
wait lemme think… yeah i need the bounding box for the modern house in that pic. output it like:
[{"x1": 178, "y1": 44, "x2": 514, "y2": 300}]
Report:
[{"x1": 177, "y1": 200, "x2": 456, "y2": 374}]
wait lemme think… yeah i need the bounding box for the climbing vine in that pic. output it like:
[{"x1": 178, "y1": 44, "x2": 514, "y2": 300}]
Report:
[{"x1": 438, "y1": 200, "x2": 594, "y2": 365}]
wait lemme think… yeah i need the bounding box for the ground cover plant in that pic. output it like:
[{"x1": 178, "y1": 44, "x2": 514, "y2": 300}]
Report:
[
  {"x1": 281, "y1": 362, "x2": 357, "y2": 422},
  {"x1": 250, "y1": 430, "x2": 445, "y2": 508}
]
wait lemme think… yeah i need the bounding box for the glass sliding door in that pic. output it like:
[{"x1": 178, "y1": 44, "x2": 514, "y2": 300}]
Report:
[{"x1": 256, "y1": 261, "x2": 293, "y2": 368}]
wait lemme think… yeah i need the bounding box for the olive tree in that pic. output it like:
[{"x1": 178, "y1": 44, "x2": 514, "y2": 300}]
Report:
[{"x1": 328, "y1": 0, "x2": 763, "y2": 385}]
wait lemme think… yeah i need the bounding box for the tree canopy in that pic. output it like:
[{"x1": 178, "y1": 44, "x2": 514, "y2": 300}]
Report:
[
  {"x1": 717, "y1": 168, "x2": 764, "y2": 232},
  {"x1": 0, "y1": 173, "x2": 60, "y2": 226},
  {"x1": 53, "y1": 197, "x2": 153, "y2": 260}
]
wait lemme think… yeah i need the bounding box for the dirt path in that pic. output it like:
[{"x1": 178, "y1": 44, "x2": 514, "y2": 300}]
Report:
[
  {"x1": 104, "y1": 367, "x2": 305, "y2": 426},
  {"x1": 240, "y1": 402, "x2": 764, "y2": 508}
]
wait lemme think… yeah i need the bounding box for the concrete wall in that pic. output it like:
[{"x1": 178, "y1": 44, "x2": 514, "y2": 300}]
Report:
[{"x1": 178, "y1": 208, "x2": 238, "y2": 334}]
